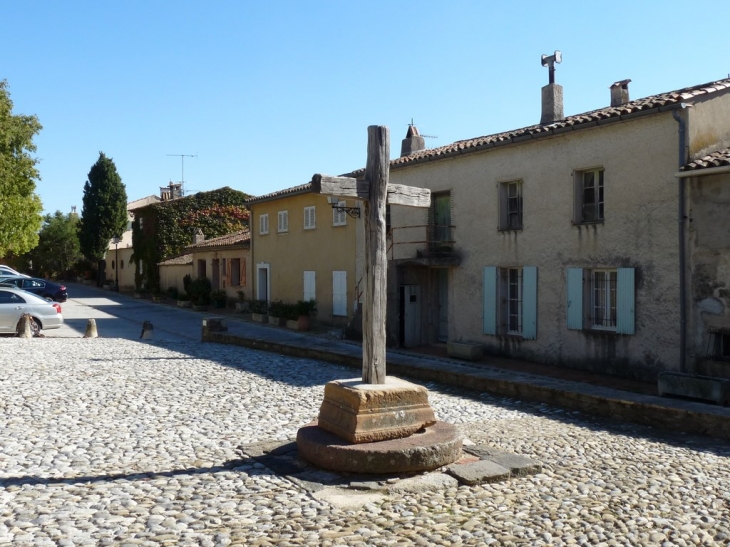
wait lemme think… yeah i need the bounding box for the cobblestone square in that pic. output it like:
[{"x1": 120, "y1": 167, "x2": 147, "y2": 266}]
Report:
[{"x1": 1, "y1": 338, "x2": 729, "y2": 546}]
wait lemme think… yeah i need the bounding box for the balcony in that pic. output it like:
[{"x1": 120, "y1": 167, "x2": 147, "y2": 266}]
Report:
[{"x1": 388, "y1": 224, "x2": 460, "y2": 267}]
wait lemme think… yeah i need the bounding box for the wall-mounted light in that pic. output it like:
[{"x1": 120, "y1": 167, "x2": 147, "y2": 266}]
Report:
[{"x1": 327, "y1": 196, "x2": 361, "y2": 218}]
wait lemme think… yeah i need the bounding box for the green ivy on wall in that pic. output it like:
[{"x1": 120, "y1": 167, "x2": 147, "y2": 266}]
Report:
[{"x1": 131, "y1": 186, "x2": 250, "y2": 291}]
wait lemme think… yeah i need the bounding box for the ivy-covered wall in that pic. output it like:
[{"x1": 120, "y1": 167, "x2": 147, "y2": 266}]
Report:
[{"x1": 131, "y1": 186, "x2": 250, "y2": 291}]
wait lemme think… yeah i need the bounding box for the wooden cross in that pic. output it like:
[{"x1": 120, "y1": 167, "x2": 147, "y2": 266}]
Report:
[{"x1": 312, "y1": 126, "x2": 431, "y2": 384}]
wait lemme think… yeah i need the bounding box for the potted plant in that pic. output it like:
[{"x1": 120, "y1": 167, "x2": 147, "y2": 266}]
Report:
[
  {"x1": 152, "y1": 291, "x2": 165, "y2": 303},
  {"x1": 268, "y1": 300, "x2": 288, "y2": 327},
  {"x1": 295, "y1": 299, "x2": 317, "y2": 331},
  {"x1": 211, "y1": 290, "x2": 227, "y2": 309},
  {"x1": 250, "y1": 299, "x2": 268, "y2": 322},
  {"x1": 177, "y1": 292, "x2": 192, "y2": 308},
  {"x1": 167, "y1": 286, "x2": 179, "y2": 300},
  {"x1": 235, "y1": 290, "x2": 248, "y2": 313}
]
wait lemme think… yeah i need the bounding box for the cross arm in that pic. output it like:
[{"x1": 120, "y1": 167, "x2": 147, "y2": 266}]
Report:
[{"x1": 311, "y1": 174, "x2": 431, "y2": 208}]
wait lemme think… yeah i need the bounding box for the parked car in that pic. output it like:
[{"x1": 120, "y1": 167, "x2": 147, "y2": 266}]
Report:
[
  {"x1": 0, "y1": 276, "x2": 68, "y2": 302},
  {"x1": 0, "y1": 286, "x2": 63, "y2": 336},
  {"x1": 0, "y1": 265, "x2": 28, "y2": 277}
]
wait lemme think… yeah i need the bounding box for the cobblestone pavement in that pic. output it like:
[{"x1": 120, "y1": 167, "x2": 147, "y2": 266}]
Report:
[{"x1": 1, "y1": 338, "x2": 729, "y2": 546}]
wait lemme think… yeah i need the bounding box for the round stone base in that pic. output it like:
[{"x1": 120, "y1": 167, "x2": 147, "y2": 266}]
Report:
[{"x1": 296, "y1": 421, "x2": 462, "y2": 474}]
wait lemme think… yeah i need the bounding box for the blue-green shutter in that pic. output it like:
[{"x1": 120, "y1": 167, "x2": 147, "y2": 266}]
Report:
[
  {"x1": 483, "y1": 267, "x2": 497, "y2": 335},
  {"x1": 522, "y1": 266, "x2": 537, "y2": 340},
  {"x1": 567, "y1": 268, "x2": 583, "y2": 330},
  {"x1": 616, "y1": 268, "x2": 635, "y2": 335}
]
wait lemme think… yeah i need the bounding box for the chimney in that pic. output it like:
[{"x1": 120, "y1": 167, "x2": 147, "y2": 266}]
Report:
[
  {"x1": 400, "y1": 124, "x2": 426, "y2": 157},
  {"x1": 540, "y1": 51, "x2": 564, "y2": 124},
  {"x1": 192, "y1": 227, "x2": 205, "y2": 245},
  {"x1": 610, "y1": 79, "x2": 631, "y2": 106}
]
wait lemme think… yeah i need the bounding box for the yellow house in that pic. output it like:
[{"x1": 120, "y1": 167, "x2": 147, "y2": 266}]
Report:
[{"x1": 246, "y1": 183, "x2": 362, "y2": 327}]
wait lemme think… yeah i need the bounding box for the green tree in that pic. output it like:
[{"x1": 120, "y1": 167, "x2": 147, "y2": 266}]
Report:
[
  {"x1": 0, "y1": 80, "x2": 43, "y2": 256},
  {"x1": 28, "y1": 211, "x2": 82, "y2": 278},
  {"x1": 78, "y1": 152, "x2": 128, "y2": 262}
]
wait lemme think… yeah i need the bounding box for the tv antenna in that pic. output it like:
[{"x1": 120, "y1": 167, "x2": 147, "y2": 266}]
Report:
[
  {"x1": 167, "y1": 153, "x2": 197, "y2": 195},
  {"x1": 409, "y1": 118, "x2": 438, "y2": 139}
]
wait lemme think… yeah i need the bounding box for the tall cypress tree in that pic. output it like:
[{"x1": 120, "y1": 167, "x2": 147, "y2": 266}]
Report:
[{"x1": 78, "y1": 152, "x2": 128, "y2": 263}]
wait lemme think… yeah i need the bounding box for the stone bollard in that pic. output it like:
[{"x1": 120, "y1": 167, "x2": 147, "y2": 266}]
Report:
[
  {"x1": 140, "y1": 321, "x2": 154, "y2": 339},
  {"x1": 83, "y1": 318, "x2": 98, "y2": 338},
  {"x1": 17, "y1": 314, "x2": 33, "y2": 338}
]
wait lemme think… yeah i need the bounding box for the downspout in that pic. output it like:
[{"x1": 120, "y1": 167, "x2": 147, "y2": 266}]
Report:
[{"x1": 672, "y1": 107, "x2": 689, "y2": 373}]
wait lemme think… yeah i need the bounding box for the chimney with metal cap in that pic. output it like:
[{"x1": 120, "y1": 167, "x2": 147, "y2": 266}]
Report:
[
  {"x1": 610, "y1": 79, "x2": 631, "y2": 106},
  {"x1": 400, "y1": 123, "x2": 426, "y2": 157},
  {"x1": 540, "y1": 50, "x2": 564, "y2": 124}
]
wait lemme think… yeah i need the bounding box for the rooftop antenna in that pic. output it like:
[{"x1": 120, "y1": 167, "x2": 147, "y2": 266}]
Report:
[
  {"x1": 409, "y1": 118, "x2": 438, "y2": 139},
  {"x1": 166, "y1": 153, "x2": 197, "y2": 196}
]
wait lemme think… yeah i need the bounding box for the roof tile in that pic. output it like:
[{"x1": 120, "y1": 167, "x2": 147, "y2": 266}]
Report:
[{"x1": 681, "y1": 148, "x2": 730, "y2": 171}]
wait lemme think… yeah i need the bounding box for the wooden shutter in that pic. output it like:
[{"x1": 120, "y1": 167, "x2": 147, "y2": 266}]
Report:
[
  {"x1": 303, "y1": 271, "x2": 316, "y2": 301},
  {"x1": 241, "y1": 258, "x2": 246, "y2": 287},
  {"x1": 332, "y1": 271, "x2": 347, "y2": 316},
  {"x1": 522, "y1": 266, "x2": 537, "y2": 340},
  {"x1": 566, "y1": 268, "x2": 583, "y2": 330},
  {"x1": 483, "y1": 266, "x2": 497, "y2": 335},
  {"x1": 616, "y1": 268, "x2": 635, "y2": 335}
]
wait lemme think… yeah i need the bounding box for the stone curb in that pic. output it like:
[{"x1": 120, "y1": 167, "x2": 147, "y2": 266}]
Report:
[{"x1": 203, "y1": 331, "x2": 730, "y2": 441}]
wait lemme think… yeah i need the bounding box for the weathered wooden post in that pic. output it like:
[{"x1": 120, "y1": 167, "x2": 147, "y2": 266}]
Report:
[
  {"x1": 362, "y1": 125, "x2": 389, "y2": 384},
  {"x1": 297, "y1": 125, "x2": 462, "y2": 473},
  {"x1": 311, "y1": 126, "x2": 431, "y2": 384}
]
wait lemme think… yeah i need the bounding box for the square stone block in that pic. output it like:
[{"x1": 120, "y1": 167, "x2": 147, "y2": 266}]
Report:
[
  {"x1": 447, "y1": 341, "x2": 483, "y2": 361},
  {"x1": 318, "y1": 377, "x2": 436, "y2": 444}
]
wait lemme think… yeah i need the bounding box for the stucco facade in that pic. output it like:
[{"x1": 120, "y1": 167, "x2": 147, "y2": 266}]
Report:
[
  {"x1": 682, "y1": 150, "x2": 730, "y2": 379},
  {"x1": 185, "y1": 231, "x2": 251, "y2": 301},
  {"x1": 386, "y1": 78, "x2": 730, "y2": 381},
  {"x1": 247, "y1": 186, "x2": 361, "y2": 327}
]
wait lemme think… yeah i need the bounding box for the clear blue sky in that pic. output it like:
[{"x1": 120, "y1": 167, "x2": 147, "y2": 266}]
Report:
[{"x1": 4, "y1": 1, "x2": 730, "y2": 216}]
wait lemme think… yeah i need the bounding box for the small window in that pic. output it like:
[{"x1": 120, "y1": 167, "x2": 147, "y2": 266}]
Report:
[
  {"x1": 498, "y1": 180, "x2": 523, "y2": 230},
  {"x1": 707, "y1": 330, "x2": 730, "y2": 362},
  {"x1": 259, "y1": 214, "x2": 269, "y2": 235},
  {"x1": 120, "y1": 260, "x2": 124, "y2": 270},
  {"x1": 483, "y1": 266, "x2": 537, "y2": 339},
  {"x1": 139, "y1": 217, "x2": 144, "y2": 229},
  {"x1": 111, "y1": 260, "x2": 116, "y2": 270},
  {"x1": 566, "y1": 267, "x2": 635, "y2": 334},
  {"x1": 574, "y1": 168, "x2": 604, "y2": 223},
  {"x1": 304, "y1": 206, "x2": 316, "y2": 230},
  {"x1": 333, "y1": 201, "x2": 346, "y2": 226},
  {"x1": 277, "y1": 210, "x2": 289, "y2": 233}
]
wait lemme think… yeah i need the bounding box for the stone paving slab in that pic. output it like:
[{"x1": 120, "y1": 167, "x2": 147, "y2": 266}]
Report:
[{"x1": 446, "y1": 459, "x2": 511, "y2": 485}]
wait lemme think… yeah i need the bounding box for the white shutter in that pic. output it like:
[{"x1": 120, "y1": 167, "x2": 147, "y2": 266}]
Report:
[
  {"x1": 333, "y1": 271, "x2": 347, "y2": 316},
  {"x1": 304, "y1": 271, "x2": 316, "y2": 301}
]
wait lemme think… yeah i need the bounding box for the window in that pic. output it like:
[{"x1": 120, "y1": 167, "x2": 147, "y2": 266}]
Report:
[
  {"x1": 574, "y1": 168, "x2": 604, "y2": 223},
  {"x1": 567, "y1": 267, "x2": 634, "y2": 334},
  {"x1": 483, "y1": 266, "x2": 537, "y2": 339},
  {"x1": 333, "y1": 271, "x2": 347, "y2": 316},
  {"x1": 221, "y1": 258, "x2": 227, "y2": 288},
  {"x1": 0, "y1": 290, "x2": 24, "y2": 304},
  {"x1": 707, "y1": 330, "x2": 730, "y2": 362},
  {"x1": 304, "y1": 271, "x2": 316, "y2": 301},
  {"x1": 333, "y1": 201, "x2": 346, "y2": 226},
  {"x1": 304, "y1": 206, "x2": 316, "y2": 230},
  {"x1": 277, "y1": 210, "x2": 289, "y2": 233},
  {"x1": 120, "y1": 260, "x2": 124, "y2": 269},
  {"x1": 259, "y1": 214, "x2": 269, "y2": 235},
  {"x1": 499, "y1": 180, "x2": 523, "y2": 230},
  {"x1": 111, "y1": 260, "x2": 115, "y2": 270},
  {"x1": 139, "y1": 217, "x2": 144, "y2": 229}
]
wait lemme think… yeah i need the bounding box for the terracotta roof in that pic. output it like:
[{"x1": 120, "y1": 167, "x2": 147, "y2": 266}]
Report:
[
  {"x1": 681, "y1": 148, "x2": 730, "y2": 171},
  {"x1": 185, "y1": 229, "x2": 250, "y2": 251},
  {"x1": 158, "y1": 253, "x2": 192, "y2": 266},
  {"x1": 245, "y1": 182, "x2": 312, "y2": 205},
  {"x1": 340, "y1": 77, "x2": 730, "y2": 176}
]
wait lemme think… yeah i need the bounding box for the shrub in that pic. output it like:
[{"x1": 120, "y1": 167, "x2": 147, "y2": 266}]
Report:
[
  {"x1": 167, "y1": 286, "x2": 179, "y2": 300},
  {"x1": 188, "y1": 277, "x2": 212, "y2": 304},
  {"x1": 295, "y1": 299, "x2": 318, "y2": 318},
  {"x1": 249, "y1": 299, "x2": 269, "y2": 314},
  {"x1": 182, "y1": 274, "x2": 192, "y2": 296},
  {"x1": 211, "y1": 290, "x2": 227, "y2": 303}
]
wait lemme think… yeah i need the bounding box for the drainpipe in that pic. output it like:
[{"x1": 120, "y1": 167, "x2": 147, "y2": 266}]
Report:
[{"x1": 672, "y1": 106, "x2": 690, "y2": 373}]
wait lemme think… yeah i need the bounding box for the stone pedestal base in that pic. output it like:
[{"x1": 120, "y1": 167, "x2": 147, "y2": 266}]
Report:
[
  {"x1": 317, "y1": 377, "x2": 436, "y2": 443},
  {"x1": 297, "y1": 421, "x2": 462, "y2": 474}
]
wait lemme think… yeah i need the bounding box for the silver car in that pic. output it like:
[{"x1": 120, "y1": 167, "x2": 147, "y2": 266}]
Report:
[{"x1": 0, "y1": 286, "x2": 64, "y2": 336}]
